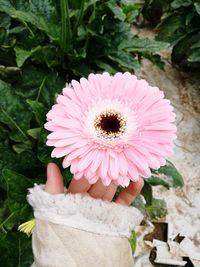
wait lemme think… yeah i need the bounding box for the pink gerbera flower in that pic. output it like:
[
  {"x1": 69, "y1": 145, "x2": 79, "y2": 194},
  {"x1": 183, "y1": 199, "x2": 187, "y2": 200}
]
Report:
[{"x1": 45, "y1": 72, "x2": 176, "y2": 187}]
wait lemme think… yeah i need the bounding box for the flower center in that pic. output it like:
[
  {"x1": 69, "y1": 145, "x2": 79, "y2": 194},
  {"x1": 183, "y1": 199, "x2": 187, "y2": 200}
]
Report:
[{"x1": 94, "y1": 111, "x2": 126, "y2": 139}]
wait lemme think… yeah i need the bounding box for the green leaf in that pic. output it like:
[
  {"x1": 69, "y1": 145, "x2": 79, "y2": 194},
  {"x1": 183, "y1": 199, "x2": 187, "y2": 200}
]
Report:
[
  {"x1": 0, "y1": 232, "x2": 33, "y2": 267},
  {"x1": 0, "y1": 65, "x2": 21, "y2": 83},
  {"x1": 106, "y1": 0, "x2": 126, "y2": 21},
  {"x1": 0, "y1": 13, "x2": 11, "y2": 29},
  {"x1": 2, "y1": 169, "x2": 33, "y2": 220},
  {"x1": 37, "y1": 128, "x2": 52, "y2": 164},
  {"x1": 12, "y1": 140, "x2": 33, "y2": 154},
  {"x1": 14, "y1": 64, "x2": 47, "y2": 99},
  {"x1": 0, "y1": 80, "x2": 31, "y2": 142},
  {"x1": 142, "y1": 0, "x2": 165, "y2": 26},
  {"x1": 157, "y1": 15, "x2": 187, "y2": 45},
  {"x1": 108, "y1": 50, "x2": 140, "y2": 70},
  {"x1": 122, "y1": 4, "x2": 141, "y2": 23},
  {"x1": 141, "y1": 181, "x2": 153, "y2": 206},
  {"x1": 194, "y1": 2, "x2": 200, "y2": 15},
  {"x1": 171, "y1": 0, "x2": 192, "y2": 9},
  {"x1": 119, "y1": 37, "x2": 169, "y2": 53},
  {"x1": 0, "y1": 202, "x2": 18, "y2": 231},
  {"x1": 131, "y1": 195, "x2": 146, "y2": 214},
  {"x1": 27, "y1": 100, "x2": 48, "y2": 126},
  {"x1": 0, "y1": 26, "x2": 16, "y2": 48},
  {"x1": 14, "y1": 47, "x2": 33, "y2": 68},
  {"x1": 27, "y1": 128, "x2": 41, "y2": 140},
  {"x1": 147, "y1": 176, "x2": 170, "y2": 189},
  {"x1": 129, "y1": 230, "x2": 137, "y2": 254},
  {"x1": 191, "y1": 41, "x2": 200, "y2": 49},
  {"x1": 188, "y1": 48, "x2": 200, "y2": 62},
  {"x1": 38, "y1": 72, "x2": 64, "y2": 107},
  {"x1": 156, "y1": 160, "x2": 184, "y2": 188},
  {"x1": 0, "y1": 1, "x2": 60, "y2": 41},
  {"x1": 15, "y1": 46, "x2": 59, "y2": 68},
  {"x1": 146, "y1": 198, "x2": 167, "y2": 219},
  {"x1": 145, "y1": 54, "x2": 165, "y2": 70},
  {"x1": 171, "y1": 32, "x2": 200, "y2": 70},
  {"x1": 14, "y1": 64, "x2": 64, "y2": 107},
  {"x1": 94, "y1": 60, "x2": 119, "y2": 74},
  {"x1": 0, "y1": 145, "x2": 40, "y2": 180}
]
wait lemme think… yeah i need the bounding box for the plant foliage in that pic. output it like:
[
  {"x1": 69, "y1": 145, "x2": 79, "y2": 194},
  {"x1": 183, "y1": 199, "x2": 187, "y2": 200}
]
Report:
[
  {"x1": 0, "y1": 0, "x2": 183, "y2": 265},
  {"x1": 142, "y1": 0, "x2": 200, "y2": 71}
]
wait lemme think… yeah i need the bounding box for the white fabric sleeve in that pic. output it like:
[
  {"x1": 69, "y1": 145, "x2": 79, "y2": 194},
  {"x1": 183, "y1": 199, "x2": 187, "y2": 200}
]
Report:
[{"x1": 28, "y1": 184, "x2": 143, "y2": 267}]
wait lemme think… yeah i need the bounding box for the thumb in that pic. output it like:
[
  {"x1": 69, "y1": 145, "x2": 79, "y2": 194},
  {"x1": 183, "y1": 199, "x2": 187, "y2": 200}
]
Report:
[{"x1": 44, "y1": 163, "x2": 64, "y2": 194}]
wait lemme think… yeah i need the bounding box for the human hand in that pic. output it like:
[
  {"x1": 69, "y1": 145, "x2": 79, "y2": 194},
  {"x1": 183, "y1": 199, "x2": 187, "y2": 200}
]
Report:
[{"x1": 45, "y1": 162, "x2": 144, "y2": 206}]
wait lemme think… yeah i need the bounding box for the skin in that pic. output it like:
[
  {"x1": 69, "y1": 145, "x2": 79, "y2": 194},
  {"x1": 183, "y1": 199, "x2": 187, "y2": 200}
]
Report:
[{"x1": 45, "y1": 162, "x2": 144, "y2": 206}]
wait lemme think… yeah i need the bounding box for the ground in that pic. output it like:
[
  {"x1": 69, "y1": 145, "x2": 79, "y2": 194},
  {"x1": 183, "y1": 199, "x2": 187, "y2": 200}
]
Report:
[{"x1": 134, "y1": 50, "x2": 200, "y2": 265}]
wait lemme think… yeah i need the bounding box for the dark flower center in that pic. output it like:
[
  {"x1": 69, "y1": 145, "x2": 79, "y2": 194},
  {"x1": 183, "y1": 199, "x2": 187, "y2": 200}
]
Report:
[
  {"x1": 94, "y1": 111, "x2": 126, "y2": 139},
  {"x1": 97, "y1": 114, "x2": 120, "y2": 134}
]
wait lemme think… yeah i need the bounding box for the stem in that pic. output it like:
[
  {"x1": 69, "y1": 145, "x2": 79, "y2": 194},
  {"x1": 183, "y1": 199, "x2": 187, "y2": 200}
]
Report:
[
  {"x1": 0, "y1": 212, "x2": 15, "y2": 229},
  {"x1": 36, "y1": 77, "x2": 46, "y2": 102},
  {"x1": 73, "y1": 0, "x2": 85, "y2": 37},
  {"x1": 0, "y1": 107, "x2": 27, "y2": 138},
  {"x1": 60, "y1": 0, "x2": 71, "y2": 52}
]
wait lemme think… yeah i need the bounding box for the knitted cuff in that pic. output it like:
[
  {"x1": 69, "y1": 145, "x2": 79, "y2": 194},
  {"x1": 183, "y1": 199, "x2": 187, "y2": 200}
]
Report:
[{"x1": 27, "y1": 184, "x2": 143, "y2": 238}]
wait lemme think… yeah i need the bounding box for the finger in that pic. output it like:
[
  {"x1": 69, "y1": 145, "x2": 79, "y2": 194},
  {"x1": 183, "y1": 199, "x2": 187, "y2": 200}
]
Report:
[
  {"x1": 115, "y1": 178, "x2": 144, "y2": 206},
  {"x1": 44, "y1": 163, "x2": 64, "y2": 194},
  {"x1": 88, "y1": 179, "x2": 110, "y2": 199},
  {"x1": 67, "y1": 177, "x2": 91, "y2": 194},
  {"x1": 102, "y1": 182, "x2": 117, "y2": 201}
]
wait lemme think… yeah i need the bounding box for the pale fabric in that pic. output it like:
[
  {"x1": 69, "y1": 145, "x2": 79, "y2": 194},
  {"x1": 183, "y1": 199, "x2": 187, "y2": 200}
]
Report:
[
  {"x1": 31, "y1": 220, "x2": 134, "y2": 267},
  {"x1": 28, "y1": 184, "x2": 143, "y2": 238},
  {"x1": 28, "y1": 184, "x2": 143, "y2": 267}
]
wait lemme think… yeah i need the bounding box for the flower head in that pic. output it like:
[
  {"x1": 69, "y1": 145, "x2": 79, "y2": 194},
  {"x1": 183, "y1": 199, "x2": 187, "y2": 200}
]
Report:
[{"x1": 45, "y1": 72, "x2": 176, "y2": 187}]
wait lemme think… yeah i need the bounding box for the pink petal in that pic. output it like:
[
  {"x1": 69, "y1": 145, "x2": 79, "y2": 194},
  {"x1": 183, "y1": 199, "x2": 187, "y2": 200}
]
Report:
[
  {"x1": 52, "y1": 118, "x2": 82, "y2": 130},
  {"x1": 54, "y1": 137, "x2": 80, "y2": 147},
  {"x1": 101, "y1": 177, "x2": 112, "y2": 186},
  {"x1": 57, "y1": 94, "x2": 81, "y2": 108},
  {"x1": 77, "y1": 149, "x2": 98, "y2": 172},
  {"x1": 141, "y1": 139, "x2": 172, "y2": 156},
  {"x1": 80, "y1": 77, "x2": 97, "y2": 98},
  {"x1": 118, "y1": 152, "x2": 128, "y2": 176},
  {"x1": 46, "y1": 139, "x2": 57, "y2": 146},
  {"x1": 90, "y1": 150, "x2": 104, "y2": 173},
  {"x1": 48, "y1": 131, "x2": 80, "y2": 140},
  {"x1": 44, "y1": 122, "x2": 66, "y2": 132},
  {"x1": 74, "y1": 172, "x2": 84, "y2": 180},
  {"x1": 67, "y1": 145, "x2": 91, "y2": 161},
  {"x1": 99, "y1": 72, "x2": 111, "y2": 96},
  {"x1": 88, "y1": 175, "x2": 99, "y2": 184},
  {"x1": 58, "y1": 140, "x2": 89, "y2": 156},
  {"x1": 143, "y1": 123, "x2": 177, "y2": 131},
  {"x1": 70, "y1": 158, "x2": 79, "y2": 173},
  {"x1": 51, "y1": 147, "x2": 69, "y2": 158},
  {"x1": 124, "y1": 148, "x2": 148, "y2": 171},
  {"x1": 88, "y1": 73, "x2": 101, "y2": 95},
  {"x1": 108, "y1": 153, "x2": 119, "y2": 179},
  {"x1": 134, "y1": 79, "x2": 149, "y2": 103},
  {"x1": 134, "y1": 146, "x2": 160, "y2": 169},
  {"x1": 99, "y1": 151, "x2": 109, "y2": 178},
  {"x1": 127, "y1": 160, "x2": 139, "y2": 180},
  {"x1": 62, "y1": 156, "x2": 71, "y2": 168}
]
